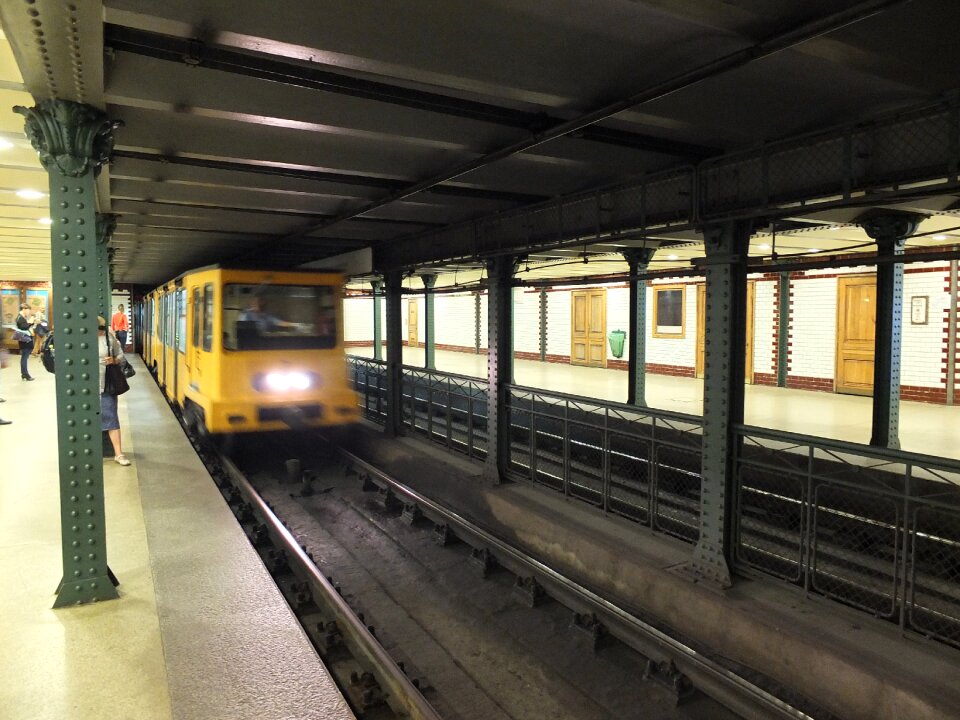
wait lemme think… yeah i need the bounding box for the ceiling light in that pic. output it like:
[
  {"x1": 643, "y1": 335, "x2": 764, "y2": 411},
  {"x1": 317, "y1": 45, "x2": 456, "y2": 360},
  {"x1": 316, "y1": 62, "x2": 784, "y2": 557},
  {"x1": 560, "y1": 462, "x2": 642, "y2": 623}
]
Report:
[
  {"x1": 0, "y1": 139, "x2": 13, "y2": 150},
  {"x1": 16, "y1": 189, "x2": 45, "y2": 200},
  {"x1": 38, "y1": 217, "x2": 52, "y2": 225},
  {"x1": 932, "y1": 234, "x2": 948, "y2": 241},
  {"x1": 757, "y1": 243, "x2": 771, "y2": 251},
  {"x1": 666, "y1": 254, "x2": 679, "y2": 261},
  {"x1": 808, "y1": 248, "x2": 821, "y2": 253}
]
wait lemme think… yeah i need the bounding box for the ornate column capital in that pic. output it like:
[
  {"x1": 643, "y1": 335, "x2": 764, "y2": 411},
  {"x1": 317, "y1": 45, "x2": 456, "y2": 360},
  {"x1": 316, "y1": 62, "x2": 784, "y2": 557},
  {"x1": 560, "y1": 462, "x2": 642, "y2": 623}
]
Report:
[
  {"x1": 13, "y1": 99, "x2": 122, "y2": 177},
  {"x1": 857, "y1": 209, "x2": 924, "y2": 251},
  {"x1": 96, "y1": 213, "x2": 119, "y2": 246},
  {"x1": 621, "y1": 247, "x2": 656, "y2": 269},
  {"x1": 420, "y1": 273, "x2": 438, "y2": 290}
]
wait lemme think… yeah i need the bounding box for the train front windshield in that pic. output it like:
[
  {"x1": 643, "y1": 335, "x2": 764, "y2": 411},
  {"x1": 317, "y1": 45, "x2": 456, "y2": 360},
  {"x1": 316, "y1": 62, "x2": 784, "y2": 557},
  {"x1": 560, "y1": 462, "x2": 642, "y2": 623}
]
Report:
[{"x1": 224, "y1": 284, "x2": 337, "y2": 351}]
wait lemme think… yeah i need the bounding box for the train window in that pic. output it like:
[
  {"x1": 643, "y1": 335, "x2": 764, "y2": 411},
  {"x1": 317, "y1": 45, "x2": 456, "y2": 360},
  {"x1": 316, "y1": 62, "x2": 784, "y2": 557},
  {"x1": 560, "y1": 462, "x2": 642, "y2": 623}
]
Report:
[
  {"x1": 222, "y1": 283, "x2": 337, "y2": 351},
  {"x1": 203, "y1": 284, "x2": 214, "y2": 352},
  {"x1": 192, "y1": 288, "x2": 201, "y2": 347},
  {"x1": 176, "y1": 289, "x2": 186, "y2": 353}
]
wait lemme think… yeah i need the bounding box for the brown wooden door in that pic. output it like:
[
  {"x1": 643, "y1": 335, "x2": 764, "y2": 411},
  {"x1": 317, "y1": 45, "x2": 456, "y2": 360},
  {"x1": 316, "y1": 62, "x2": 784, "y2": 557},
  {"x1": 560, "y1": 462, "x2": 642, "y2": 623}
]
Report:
[
  {"x1": 836, "y1": 275, "x2": 876, "y2": 395},
  {"x1": 571, "y1": 289, "x2": 606, "y2": 367},
  {"x1": 407, "y1": 299, "x2": 418, "y2": 346},
  {"x1": 696, "y1": 284, "x2": 705, "y2": 378},
  {"x1": 695, "y1": 281, "x2": 754, "y2": 381}
]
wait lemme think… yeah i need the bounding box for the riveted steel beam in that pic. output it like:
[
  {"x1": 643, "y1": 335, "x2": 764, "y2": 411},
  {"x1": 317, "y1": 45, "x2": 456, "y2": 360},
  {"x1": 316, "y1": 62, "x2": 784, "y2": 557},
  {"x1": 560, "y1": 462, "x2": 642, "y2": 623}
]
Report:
[
  {"x1": 421, "y1": 274, "x2": 437, "y2": 370},
  {"x1": 384, "y1": 271, "x2": 403, "y2": 438},
  {"x1": 858, "y1": 209, "x2": 925, "y2": 449},
  {"x1": 539, "y1": 288, "x2": 547, "y2": 362},
  {"x1": 371, "y1": 279, "x2": 383, "y2": 362},
  {"x1": 623, "y1": 248, "x2": 656, "y2": 406},
  {"x1": 485, "y1": 256, "x2": 514, "y2": 484},
  {"x1": 96, "y1": 214, "x2": 117, "y2": 321},
  {"x1": 691, "y1": 220, "x2": 752, "y2": 589},
  {"x1": 776, "y1": 272, "x2": 790, "y2": 387},
  {"x1": 15, "y1": 100, "x2": 122, "y2": 607}
]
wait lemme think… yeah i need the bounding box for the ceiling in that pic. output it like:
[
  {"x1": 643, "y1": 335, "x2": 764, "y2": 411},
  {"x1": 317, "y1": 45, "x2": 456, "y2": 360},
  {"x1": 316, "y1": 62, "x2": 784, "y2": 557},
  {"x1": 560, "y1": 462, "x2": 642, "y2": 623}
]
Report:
[{"x1": 2, "y1": 0, "x2": 960, "y2": 287}]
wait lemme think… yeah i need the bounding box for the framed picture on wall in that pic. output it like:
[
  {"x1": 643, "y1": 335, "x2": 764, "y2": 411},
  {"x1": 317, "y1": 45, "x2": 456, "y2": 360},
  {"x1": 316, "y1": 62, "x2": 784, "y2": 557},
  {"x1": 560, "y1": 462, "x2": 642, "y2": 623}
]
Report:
[
  {"x1": 910, "y1": 295, "x2": 928, "y2": 325},
  {"x1": 1, "y1": 288, "x2": 19, "y2": 326},
  {"x1": 653, "y1": 285, "x2": 685, "y2": 338},
  {"x1": 26, "y1": 288, "x2": 49, "y2": 317}
]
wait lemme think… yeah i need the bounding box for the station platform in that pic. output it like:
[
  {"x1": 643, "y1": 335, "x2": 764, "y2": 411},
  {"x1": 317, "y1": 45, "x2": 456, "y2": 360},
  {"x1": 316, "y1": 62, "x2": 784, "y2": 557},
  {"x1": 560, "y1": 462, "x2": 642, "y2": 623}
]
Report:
[
  {"x1": 349, "y1": 345, "x2": 960, "y2": 459},
  {"x1": 0, "y1": 354, "x2": 353, "y2": 720}
]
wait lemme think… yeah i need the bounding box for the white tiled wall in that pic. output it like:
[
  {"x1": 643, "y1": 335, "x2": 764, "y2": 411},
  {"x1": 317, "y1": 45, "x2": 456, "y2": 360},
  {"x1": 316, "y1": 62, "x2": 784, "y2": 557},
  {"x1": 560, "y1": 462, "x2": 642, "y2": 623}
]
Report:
[
  {"x1": 436, "y1": 293, "x2": 477, "y2": 348},
  {"x1": 343, "y1": 296, "x2": 373, "y2": 342},
  {"x1": 545, "y1": 289, "x2": 572, "y2": 357},
  {"x1": 513, "y1": 289, "x2": 541, "y2": 354},
  {"x1": 752, "y1": 279, "x2": 776, "y2": 375},
  {"x1": 789, "y1": 276, "x2": 838, "y2": 378},
  {"x1": 902, "y1": 266, "x2": 949, "y2": 388}
]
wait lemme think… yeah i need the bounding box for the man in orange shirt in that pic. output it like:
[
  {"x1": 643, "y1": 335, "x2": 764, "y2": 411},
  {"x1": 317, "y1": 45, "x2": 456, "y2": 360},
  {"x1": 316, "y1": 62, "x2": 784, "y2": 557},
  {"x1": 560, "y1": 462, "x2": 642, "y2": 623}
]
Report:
[{"x1": 111, "y1": 304, "x2": 130, "y2": 348}]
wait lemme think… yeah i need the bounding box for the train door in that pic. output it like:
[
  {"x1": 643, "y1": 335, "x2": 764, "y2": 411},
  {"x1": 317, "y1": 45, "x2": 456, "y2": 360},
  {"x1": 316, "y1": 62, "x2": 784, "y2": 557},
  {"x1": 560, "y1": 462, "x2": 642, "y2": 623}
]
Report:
[
  {"x1": 570, "y1": 289, "x2": 606, "y2": 367},
  {"x1": 174, "y1": 287, "x2": 185, "y2": 401},
  {"x1": 835, "y1": 275, "x2": 876, "y2": 396},
  {"x1": 159, "y1": 292, "x2": 168, "y2": 388},
  {"x1": 185, "y1": 286, "x2": 199, "y2": 390}
]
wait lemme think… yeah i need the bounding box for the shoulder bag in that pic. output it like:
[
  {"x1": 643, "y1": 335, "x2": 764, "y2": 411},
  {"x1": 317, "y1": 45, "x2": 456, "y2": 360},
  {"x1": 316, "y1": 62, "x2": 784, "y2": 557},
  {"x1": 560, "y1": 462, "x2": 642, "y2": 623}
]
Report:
[{"x1": 103, "y1": 335, "x2": 130, "y2": 396}]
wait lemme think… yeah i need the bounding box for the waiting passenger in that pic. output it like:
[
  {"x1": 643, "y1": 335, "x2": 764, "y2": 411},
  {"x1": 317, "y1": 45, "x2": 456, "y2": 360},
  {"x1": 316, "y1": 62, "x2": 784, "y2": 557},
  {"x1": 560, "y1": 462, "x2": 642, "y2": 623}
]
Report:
[
  {"x1": 98, "y1": 316, "x2": 131, "y2": 466},
  {"x1": 15, "y1": 304, "x2": 35, "y2": 381}
]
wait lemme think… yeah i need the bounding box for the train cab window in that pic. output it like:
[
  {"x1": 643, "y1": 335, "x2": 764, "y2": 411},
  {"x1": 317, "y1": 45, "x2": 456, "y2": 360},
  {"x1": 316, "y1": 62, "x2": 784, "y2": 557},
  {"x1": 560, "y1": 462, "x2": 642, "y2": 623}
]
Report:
[
  {"x1": 192, "y1": 288, "x2": 201, "y2": 347},
  {"x1": 222, "y1": 284, "x2": 337, "y2": 351},
  {"x1": 176, "y1": 288, "x2": 186, "y2": 353},
  {"x1": 202, "y1": 284, "x2": 214, "y2": 352}
]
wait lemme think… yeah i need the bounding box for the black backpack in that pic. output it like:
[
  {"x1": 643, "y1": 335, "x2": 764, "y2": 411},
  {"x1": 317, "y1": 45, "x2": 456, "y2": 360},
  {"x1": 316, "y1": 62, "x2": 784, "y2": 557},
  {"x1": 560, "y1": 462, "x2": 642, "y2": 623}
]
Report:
[{"x1": 41, "y1": 332, "x2": 55, "y2": 374}]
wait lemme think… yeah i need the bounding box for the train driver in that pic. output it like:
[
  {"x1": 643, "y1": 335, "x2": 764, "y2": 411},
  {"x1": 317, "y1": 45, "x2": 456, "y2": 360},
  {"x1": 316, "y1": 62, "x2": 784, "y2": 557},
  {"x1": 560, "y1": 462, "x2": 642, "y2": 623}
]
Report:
[{"x1": 238, "y1": 295, "x2": 295, "y2": 333}]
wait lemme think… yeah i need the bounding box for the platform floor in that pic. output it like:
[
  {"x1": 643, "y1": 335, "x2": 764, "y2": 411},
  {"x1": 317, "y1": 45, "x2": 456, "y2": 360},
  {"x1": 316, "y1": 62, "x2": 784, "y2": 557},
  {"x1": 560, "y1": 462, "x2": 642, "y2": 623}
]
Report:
[
  {"x1": 350, "y1": 345, "x2": 960, "y2": 460},
  {"x1": 0, "y1": 355, "x2": 353, "y2": 720}
]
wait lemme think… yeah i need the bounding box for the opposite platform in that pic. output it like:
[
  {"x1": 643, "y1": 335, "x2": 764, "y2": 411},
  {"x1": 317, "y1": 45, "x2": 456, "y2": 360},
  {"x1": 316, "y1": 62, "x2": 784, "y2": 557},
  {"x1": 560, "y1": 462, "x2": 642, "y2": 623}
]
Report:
[{"x1": 0, "y1": 354, "x2": 353, "y2": 720}]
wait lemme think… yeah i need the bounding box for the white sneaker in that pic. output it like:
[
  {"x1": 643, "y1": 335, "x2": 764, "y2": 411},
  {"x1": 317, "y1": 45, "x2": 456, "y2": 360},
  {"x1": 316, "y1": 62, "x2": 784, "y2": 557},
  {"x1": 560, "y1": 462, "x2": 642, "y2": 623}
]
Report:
[{"x1": 115, "y1": 454, "x2": 131, "y2": 466}]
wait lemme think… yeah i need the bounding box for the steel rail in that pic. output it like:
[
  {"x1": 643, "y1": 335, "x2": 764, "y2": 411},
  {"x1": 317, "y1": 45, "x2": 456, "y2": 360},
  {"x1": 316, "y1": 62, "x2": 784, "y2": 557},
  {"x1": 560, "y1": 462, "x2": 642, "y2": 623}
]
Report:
[
  {"x1": 216, "y1": 453, "x2": 444, "y2": 720},
  {"x1": 333, "y1": 445, "x2": 814, "y2": 720}
]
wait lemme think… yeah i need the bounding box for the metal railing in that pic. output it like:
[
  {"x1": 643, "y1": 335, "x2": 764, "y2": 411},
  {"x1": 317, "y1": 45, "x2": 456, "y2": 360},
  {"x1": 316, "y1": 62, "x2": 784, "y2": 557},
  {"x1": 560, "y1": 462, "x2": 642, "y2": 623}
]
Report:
[
  {"x1": 734, "y1": 425, "x2": 960, "y2": 648},
  {"x1": 401, "y1": 366, "x2": 488, "y2": 459},
  {"x1": 348, "y1": 356, "x2": 388, "y2": 424},
  {"x1": 507, "y1": 385, "x2": 704, "y2": 543}
]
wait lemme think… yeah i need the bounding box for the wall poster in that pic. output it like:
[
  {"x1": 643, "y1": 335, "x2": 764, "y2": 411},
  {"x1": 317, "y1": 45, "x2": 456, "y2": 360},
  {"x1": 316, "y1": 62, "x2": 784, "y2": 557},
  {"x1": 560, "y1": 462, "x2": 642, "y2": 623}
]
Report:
[{"x1": 1, "y1": 288, "x2": 19, "y2": 327}]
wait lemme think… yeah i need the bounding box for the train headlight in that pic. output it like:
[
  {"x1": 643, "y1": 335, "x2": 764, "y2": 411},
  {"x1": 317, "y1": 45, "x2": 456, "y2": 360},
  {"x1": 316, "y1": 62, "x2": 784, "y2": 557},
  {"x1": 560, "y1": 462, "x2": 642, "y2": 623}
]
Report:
[{"x1": 257, "y1": 371, "x2": 315, "y2": 392}]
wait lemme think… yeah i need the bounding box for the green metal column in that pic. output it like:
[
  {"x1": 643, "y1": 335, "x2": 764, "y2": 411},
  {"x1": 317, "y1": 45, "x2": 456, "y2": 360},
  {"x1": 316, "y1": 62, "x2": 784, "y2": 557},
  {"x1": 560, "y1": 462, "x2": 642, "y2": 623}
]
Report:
[
  {"x1": 484, "y1": 256, "x2": 514, "y2": 484},
  {"x1": 692, "y1": 220, "x2": 752, "y2": 589},
  {"x1": 384, "y1": 270, "x2": 403, "y2": 438},
  {"x1": 858, "y1": 210, "x2": 924, "y2": 449},
  {"x1": 371, "y1": 279, "x2": 383, "y2": 362},
  {"x1": 538, "y1": 288, "x2": 547, "y2": 361},
  {"x1": 422, "y1": 273, "x2": 437, "y2": 370},
  {"x1": 776, "y1": 272, "x2": 790, "y2": 387},
  {"x1": 16, "y1": 99, "x2": 122, "y2": 607},
  {"x1": 95, "y1": 214, "x2": 117, "y2": 320},
  {"x1": 623, "y1": 248, "x2": 655, "y2": 406}
]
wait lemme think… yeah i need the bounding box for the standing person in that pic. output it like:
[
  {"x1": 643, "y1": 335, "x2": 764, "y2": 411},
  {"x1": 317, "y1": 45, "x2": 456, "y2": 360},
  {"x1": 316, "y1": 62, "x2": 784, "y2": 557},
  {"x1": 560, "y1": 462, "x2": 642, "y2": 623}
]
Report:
[
  {"x1": 31, "y1": 308, "x2": 48, "y2": 356},
  {"x1": 98, "y1": 315, "x2": 131, "y2": 466},
  {"x1": 16, "y1": 304, "x2": 35, "y2": 381},
  {"x1": 111, "y1": 304, "x2": 129, "y2": 349}
]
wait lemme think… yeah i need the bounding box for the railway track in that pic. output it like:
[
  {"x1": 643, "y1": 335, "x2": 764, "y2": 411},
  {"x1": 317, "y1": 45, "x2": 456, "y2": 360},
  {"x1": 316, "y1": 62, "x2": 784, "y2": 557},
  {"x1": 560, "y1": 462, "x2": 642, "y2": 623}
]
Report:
[{"x1": 183, "y1": 419, "x2": 826, "y2": 720}]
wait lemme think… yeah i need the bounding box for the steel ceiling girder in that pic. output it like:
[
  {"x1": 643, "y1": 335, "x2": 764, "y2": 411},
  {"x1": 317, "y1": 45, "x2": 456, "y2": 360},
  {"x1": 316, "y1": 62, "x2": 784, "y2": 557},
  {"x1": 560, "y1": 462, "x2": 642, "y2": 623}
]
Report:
[{"x1": 103, "y1": 24, "x2": 720, "y2": 160}]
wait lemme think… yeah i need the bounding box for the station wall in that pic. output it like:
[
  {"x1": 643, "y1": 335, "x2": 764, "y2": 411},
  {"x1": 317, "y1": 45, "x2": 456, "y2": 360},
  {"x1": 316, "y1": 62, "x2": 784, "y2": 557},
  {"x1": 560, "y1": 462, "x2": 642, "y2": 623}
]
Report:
[{"x1": 343, "y1": 262, "x2": 958, "y2": 404}]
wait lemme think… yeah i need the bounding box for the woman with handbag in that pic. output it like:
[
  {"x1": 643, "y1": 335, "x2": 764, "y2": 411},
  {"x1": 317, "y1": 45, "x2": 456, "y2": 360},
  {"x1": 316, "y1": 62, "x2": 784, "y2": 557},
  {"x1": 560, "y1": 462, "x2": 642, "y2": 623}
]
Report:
[
  {"x1": 15, "y1": 304, "x2": 36, "y2": 381},
  {"x1": 98, "y1": 315, "x2": 132, "y2": 466}
]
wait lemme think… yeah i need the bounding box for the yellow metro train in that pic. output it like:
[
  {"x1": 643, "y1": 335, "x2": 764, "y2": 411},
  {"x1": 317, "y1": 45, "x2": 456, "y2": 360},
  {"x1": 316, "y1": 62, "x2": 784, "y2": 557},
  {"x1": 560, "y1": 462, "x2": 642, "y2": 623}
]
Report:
[{"x1": 142, "y1": 266, "x2": 359, "y2": 435}]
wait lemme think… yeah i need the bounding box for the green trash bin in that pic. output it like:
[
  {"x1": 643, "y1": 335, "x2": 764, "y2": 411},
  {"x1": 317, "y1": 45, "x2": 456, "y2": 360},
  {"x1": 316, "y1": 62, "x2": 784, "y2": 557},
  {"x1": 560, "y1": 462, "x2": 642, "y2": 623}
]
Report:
[{"x1": 607, "y1": 329, "x2": 626, "y2": 359}]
